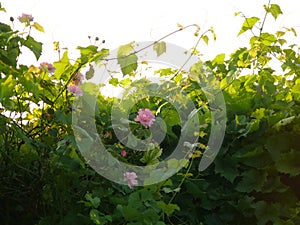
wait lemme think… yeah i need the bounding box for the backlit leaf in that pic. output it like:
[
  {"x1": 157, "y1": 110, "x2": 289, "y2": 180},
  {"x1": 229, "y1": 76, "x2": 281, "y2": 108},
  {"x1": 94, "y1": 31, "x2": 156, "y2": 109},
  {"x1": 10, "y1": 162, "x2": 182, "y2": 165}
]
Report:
[
  {"x1": 117, "y1": 42, "x2": 138, "y2": 75},
  {"x1": 53, "y1": 51, "x2": 71, "y2": 80},
  {"x1": 1, "y1": 74, "x2": 16, "y2": 99},
  {"x1": 33, "y1": 22, "x2": 44, "y2": 32},
  {"x1": 153, "y1": 41, "x2": 166, "y2": 57},
  {"x1": 212, "y1": 53, "x2": 225, "y2": 65},
  {"x1": 269, "y1": 4, "x2": 283, "y2": 20},
  {"x1": 202, "y1": 35, "x2": 209, "y2": 45},
  {"x1": 117, "y1": 42, "x2": 135, "y2": 56},
  {"x1": 21, "y1": 36, "x2": 42, "y2": 60},
  {"x1": 109, "y1": 77, "x2": 119, "y2": 87},
  {"x1": 238, "y1": 17, "x2": 259, "y2": 36}
]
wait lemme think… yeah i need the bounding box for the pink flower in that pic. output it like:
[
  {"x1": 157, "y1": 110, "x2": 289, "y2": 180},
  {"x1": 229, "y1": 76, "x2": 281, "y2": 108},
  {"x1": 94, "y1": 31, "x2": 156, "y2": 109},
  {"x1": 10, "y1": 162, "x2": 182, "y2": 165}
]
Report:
[
  {"x1": 67, "y1": 85, "x2": 83, "y2": 96},
  {"x1": 124, "y1": 172, "x2": 138, "y2": 189},
  {"x1": 104, "y1": 131, "x2": 111, "y2": 138},
  {"x1": 121, "y1": 150, "x2": 127, "y2": 157},
  {"x1": 134, "y1": 108, "x2": 155, "y2": 128},
  {"x1": 40, "y1": 62, "x2": 55, "y2": 73},
  {"x1": 18, "y1": 13, "x2": 34, "y2": 23}
]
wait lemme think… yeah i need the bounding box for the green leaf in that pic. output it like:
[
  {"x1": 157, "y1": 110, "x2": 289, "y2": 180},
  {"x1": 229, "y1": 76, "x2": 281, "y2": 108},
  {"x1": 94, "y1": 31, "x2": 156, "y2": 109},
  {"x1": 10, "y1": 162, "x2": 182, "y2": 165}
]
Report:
[
  {"x1": 93, "y1": 48, "x2": 109, "y2": 64},
  {"x1": 116, "y1": 205, "x2": 139, "y2": 221},
  {"x1": 0, "y1": 74, "x2": 16, "y2": 99},
  {"x1": 89, "y1": 209, "x2": 101, "y2": 225},
  {"x1": 119, "y1": 77, "x2": 132, "y2": 87},
  {"x1": 53, "y1": 51, "x2": 71, "y2": 80},
  {"x1": 236, "y1": 169, "x2": 267, "y2": 193},
  {"x1": 78, "y1": 45, "x2": 98, "y2": 63},
  {"x1": 202, "y1": 35, "x2": 209, "y2": 45},
  {"x1": 275, "y1": 149, "x2": 300, "y2": 176},
  {"x1": 251, "y1": 108, "x2": 266, "y2": 120},
  {"x1": 118, "y1": 54, "x2": 138, "y2": 75},
  {"x1": 234, "y1": 11, "x2": 241, "y2": 16},
  {"x1": 117, "y1": 41, "x2": 135, "y2": 56},
  {"x1": 254, "y1": 201, "x2": 281, "y2": 225},
  {"x1": 238, "y1": 17, "x2": 259, "y2": 36},
  {"x1": 78, "y1": 45, "x2": 98, "y2": 57},
  {"x1": 0, "y1": 3, "x2": 6, "y2": 12},
  {"x1": 155, "y1": 68, "x2": 176, "y2": 76},
  {"x1": 269, "y1": 4, "x2": 283, "y2": 20},
  {"x1": 142, "y1": 209, "x2": 160, "y2": 224},
  {"x1": 117, "y1": 42, "x2": 138, "y2": 75},
  {"x1": 167, "y1": 158, "x2": 188, "y2": 170},
  {"x1": 109, "y1": 77, "x2": 119, "y2": 86},
  {"x1": 54, "y1": 109, "x2": 71, "y2": 125},
  {"x1": 214, "y1": 156, "x2": 239, "y2": 183},
  {"x1": 21, "y1": 36, "x2": 42, "y2": 60},
  {"x1": 260, "y1": 33, "x2": 276, "y2": 46},
  {"x1": 157, "y1": 201, "x2": 180, "y2": 216},
  {"x1": 33, "y1": 22, "x2": 44, "y2": 32},
  {"x1": 140, "y1": 145, "x2": 162, "y2": 165},
  {"x1": 212, "y1": 53, "x2": 225, "y2": 65},
  {"x1": 153, "y1": 41, "x2": 166, "y2": 57},
  {"x1": 85, "y1": 64, "x2": 95, "y2": 80},
  {"x1": 292, "y1": 83, "x2": 300, "y2": 94},
  {"x1": 81, "y1": 82, "x2": 101, "y2": 95},
  {"x1": 162, "y1": 187, "x2": 180, "y2": 194},
  {"x1": 127, "y1": 192, "x2": 144, "y2": 210},
  {"x1": 85, "y1": 193, "x2": 101, "y2": 208}
]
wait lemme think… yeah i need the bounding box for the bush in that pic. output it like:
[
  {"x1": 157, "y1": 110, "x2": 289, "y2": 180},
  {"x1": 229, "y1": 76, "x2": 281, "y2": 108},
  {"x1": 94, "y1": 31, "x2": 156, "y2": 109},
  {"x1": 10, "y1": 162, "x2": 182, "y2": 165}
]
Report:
[{"x1": 0, "y1": 1, "x2": 299, "y2": 224}]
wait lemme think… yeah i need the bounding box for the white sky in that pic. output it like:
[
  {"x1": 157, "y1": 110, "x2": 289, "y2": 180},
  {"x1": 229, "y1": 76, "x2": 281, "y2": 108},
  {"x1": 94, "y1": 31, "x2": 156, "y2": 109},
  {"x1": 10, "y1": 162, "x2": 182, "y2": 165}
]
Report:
[{"x1": 1, "y1": 0, "x2": 300, "y2": 66}]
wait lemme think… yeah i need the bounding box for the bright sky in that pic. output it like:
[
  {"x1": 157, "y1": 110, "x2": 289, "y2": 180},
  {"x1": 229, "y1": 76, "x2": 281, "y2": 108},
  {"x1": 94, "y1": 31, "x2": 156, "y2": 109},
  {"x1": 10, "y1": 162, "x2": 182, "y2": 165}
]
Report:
[{"x1": 1, "y1": 0, "x2": 300, "y2": 66}]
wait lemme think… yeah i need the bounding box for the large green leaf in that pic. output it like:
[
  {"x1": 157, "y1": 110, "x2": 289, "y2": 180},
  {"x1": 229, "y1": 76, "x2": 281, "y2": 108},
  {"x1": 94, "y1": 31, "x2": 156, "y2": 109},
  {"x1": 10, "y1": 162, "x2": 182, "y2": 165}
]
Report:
[
  {"x1": 265, "y1": 4, "x2": 283, "y2": 20},
  {"x1": 260, "y1": 32, "x2": 277, "y2": 46},
  {"x1": 275, "y1": 149, "x2": 300, "y2": 176},
  {"x1": 20, "y1": 36, "x2": 42, "y2": 60},
  {"x1": 117, "y1": 42, "x2": 138, "y2": 75},
  {"x1": 117, "y1": 54, "x2": 138, "y2": 75},
  {"x1": 77, "y1": 45, "x2": 98, "y2": 63},
  {"x1": 214, "y1": 155, "x2": 239, "y2": 183},
  {"x1": 53, "y1": 51, "x2": 71, "y2": 80},
  {"x1": 236, "y1": 169, "x2": 267, "y2": 193}
]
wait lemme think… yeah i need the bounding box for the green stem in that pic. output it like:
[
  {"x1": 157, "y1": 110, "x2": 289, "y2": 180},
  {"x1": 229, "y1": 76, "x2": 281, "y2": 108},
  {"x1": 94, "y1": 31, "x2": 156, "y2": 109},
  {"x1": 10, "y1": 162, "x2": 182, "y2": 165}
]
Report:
[{"x1": 168, "y1": 157, "x2": 194, "y2": 205}]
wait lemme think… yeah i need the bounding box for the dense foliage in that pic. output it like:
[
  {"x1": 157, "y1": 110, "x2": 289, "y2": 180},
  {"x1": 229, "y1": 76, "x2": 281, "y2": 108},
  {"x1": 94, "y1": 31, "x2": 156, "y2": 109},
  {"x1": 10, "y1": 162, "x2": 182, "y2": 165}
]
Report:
[{"x1": 0, "y1": 1, "x2": 300, "y2": 224}]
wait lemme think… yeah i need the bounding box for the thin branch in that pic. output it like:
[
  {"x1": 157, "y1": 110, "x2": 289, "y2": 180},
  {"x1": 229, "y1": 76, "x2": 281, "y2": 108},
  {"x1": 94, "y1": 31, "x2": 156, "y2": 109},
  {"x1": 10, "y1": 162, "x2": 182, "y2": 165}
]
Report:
[
  {"x1": 103, "y1": 24, "x2": 201, "y2": 62},
  {"x1": 260, "y1": 0, "x2": 272, "y2": 35},
  {"x1": 171, "y1": 28, "x2": 213, "y2": 80}
]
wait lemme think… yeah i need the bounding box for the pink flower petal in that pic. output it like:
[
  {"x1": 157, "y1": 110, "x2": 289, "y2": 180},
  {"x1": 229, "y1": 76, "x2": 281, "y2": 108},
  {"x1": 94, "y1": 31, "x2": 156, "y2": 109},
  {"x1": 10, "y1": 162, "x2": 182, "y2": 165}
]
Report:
[
  {"x1": 40, "y1": 62, "x2": 55, "y2": 73},
  {"x1": 18, "y1": 13, "x2": 34, "y2": 23},
  {"x1": 67, "y1": 85, "x2": 83, "y2": 96},
  {"x1": 121, "y1": 150, "x2": 127, "y2": 157},
  {"x1": 134, "y1": 108, "x2": 155, "y2": 128},
  {"x1": 124, "y1": 172, "x2": 138, "y2": 189}
]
